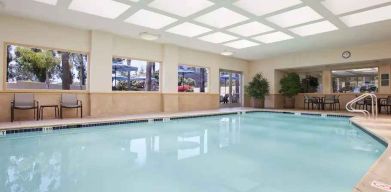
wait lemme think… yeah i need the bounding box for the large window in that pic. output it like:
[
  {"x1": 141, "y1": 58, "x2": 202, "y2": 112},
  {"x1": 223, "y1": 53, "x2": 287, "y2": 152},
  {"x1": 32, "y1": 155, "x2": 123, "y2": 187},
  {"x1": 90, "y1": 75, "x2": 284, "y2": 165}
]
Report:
[
  {"x1": 178, "y1": 65, "x2": 208, "y2": 93},
  {"x1": 6, "y1": 44, "x2": 88, "y2": 90},
  {"x1": 332, "y1": 67, "x2": 378, "y2": 93},
  {"x1": 112, "y1": 58, "x2": 160, "y2": 91},
  {"x1": 219, "y1": 71, "x2": 242, "y2": 106}
]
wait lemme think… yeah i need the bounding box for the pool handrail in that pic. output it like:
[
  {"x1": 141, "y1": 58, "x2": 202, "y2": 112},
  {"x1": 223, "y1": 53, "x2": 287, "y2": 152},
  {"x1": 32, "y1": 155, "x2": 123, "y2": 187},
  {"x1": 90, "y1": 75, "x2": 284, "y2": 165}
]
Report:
[{"x1": 346, "y1": 93, "x2": 377, "y2": 119}]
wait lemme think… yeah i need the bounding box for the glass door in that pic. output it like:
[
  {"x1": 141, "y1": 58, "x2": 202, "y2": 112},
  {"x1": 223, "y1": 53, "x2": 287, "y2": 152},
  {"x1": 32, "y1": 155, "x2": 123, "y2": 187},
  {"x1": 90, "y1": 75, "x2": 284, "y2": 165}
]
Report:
[{"x1": 219, "y1": 70, "x2": 242, "y2": 107}]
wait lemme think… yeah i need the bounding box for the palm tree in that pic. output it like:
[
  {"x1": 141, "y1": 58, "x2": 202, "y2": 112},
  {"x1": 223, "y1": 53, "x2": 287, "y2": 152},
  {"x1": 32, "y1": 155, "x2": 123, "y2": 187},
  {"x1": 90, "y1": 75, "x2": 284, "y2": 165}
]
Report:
[
  {"x1": 60, "y1": 52, "x2": 72, "y2": 90},
  {"x1": 145, "y1": 62, "x2": 154, "y2": 91}
]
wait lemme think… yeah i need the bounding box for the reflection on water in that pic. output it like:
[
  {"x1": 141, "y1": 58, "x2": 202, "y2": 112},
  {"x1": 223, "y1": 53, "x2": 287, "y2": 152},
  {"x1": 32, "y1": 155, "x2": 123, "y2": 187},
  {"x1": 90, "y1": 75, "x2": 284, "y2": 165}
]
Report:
[{"x1": 0, "y1": 114, "x2": 385, "y2": 192}]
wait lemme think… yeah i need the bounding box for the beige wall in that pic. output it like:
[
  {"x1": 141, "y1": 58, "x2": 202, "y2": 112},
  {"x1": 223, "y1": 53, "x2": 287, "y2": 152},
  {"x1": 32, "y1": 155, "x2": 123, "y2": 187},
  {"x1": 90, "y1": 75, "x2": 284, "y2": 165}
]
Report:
[
  {"x1": 0, "y1": 15, "x2": 249, "y2": 121},
  {"x1": 249, "y1": 39, "x2": 391, "y2": 109}
]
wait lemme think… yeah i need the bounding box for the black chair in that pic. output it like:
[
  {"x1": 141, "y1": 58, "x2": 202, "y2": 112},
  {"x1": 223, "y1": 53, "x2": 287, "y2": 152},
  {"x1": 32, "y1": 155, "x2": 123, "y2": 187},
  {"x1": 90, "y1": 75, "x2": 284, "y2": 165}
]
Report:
[
  {"x1": 60, "y1": 94, "x2": 83, "y2": 118},
  {"x1": 11, "y1": 93, "x2": 39, "y2": 122},
  {"x1": 323, "y1": 95, "x2": 337, "y2": 111},
  {"x1": 354, "y1": 95, "x2": 366, "y2": 110},
  {"x1": 304, "y1": 95, "x2": 318, "y2": 110},
  {"x1": 380, "y1": 96, "x2": 391, "y2": 114}
]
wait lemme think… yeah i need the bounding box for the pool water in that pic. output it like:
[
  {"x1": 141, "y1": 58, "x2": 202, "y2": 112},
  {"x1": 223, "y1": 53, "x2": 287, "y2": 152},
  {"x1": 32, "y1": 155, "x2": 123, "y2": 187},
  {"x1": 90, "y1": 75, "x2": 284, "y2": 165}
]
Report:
[{"x1": 0, "y1": 113, "x2": 386, "y2": 192}]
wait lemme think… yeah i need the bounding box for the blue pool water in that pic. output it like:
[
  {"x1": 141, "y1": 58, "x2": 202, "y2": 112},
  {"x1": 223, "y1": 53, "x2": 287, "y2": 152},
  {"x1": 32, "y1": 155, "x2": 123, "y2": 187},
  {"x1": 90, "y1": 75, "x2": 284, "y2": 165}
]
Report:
[{"x1": 0, "y1": 113, "x2": 386, "y2": 192}]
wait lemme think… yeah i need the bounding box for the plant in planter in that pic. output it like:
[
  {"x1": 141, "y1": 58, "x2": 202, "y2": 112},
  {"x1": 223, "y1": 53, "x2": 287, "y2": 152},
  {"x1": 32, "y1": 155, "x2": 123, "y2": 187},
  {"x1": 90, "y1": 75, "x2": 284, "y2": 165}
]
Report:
[
  {"x1": 301, "y1": 75, "x2": 319, "y2": 93},
  {"x1": 245, "y1": 73, "x2": 270, "y2": 108},
  {"x1": 279, "y1": 73, "x2": 301, "y2": 108}
]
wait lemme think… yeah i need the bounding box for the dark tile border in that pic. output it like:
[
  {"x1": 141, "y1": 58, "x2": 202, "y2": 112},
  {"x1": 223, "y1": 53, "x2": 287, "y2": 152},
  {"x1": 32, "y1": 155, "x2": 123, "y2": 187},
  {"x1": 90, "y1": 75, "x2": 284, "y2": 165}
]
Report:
[{"x1": 351, "y1": 122, "x2": 388, "y2": 147}]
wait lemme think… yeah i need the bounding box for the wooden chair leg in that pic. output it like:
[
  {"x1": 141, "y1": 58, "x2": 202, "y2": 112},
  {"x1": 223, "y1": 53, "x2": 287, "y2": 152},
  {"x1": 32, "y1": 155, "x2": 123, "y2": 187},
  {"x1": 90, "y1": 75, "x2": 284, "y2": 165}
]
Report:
[{"x1": 80, "y1": 106, "x2": 83, "y2": 118}]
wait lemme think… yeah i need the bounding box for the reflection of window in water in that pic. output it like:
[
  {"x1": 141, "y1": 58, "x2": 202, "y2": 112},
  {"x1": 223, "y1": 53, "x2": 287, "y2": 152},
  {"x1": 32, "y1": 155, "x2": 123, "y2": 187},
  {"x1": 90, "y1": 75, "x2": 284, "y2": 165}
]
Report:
[
  {"x1": 153, "y1": 136, "x2": 160, "y2": 152},
  {"x1": 203, "y1": 130, "x2": 208, "y2": 154},
  {"x1": 219, "y1": 117, "x2": 241, "y2": 148},
  {"x1": 129, "y1": 138, "x2": 147, "y2": 166},
  {"x1": 177, "y1": 134, "x2": 201, "y2": 160},
  {"x1": 219, "y1": 118, "x2": 230, "y2": 148}
]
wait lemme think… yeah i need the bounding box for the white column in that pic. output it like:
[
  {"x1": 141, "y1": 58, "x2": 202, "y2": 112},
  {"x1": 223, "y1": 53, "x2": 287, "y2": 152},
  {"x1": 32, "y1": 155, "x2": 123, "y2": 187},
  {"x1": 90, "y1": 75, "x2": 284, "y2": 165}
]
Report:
[{"x1": 89, "y1": 31, "x2": 113, "y2": 92}]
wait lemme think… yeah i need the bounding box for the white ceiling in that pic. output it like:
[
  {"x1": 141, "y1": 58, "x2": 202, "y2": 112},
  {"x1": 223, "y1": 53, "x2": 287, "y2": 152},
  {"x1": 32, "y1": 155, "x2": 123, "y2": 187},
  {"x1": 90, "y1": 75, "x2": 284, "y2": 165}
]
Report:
[{"x1": 1, "y1": 0, "x2": 391, "y2": 61}]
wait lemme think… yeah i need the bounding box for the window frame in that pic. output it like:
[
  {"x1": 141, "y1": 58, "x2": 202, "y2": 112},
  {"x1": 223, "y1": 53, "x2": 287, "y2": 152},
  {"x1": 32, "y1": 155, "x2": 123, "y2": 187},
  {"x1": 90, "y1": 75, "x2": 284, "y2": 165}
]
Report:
[
  {"x1": 177, "y1": 63, "x2": 210, "y2": 94},
  {"x1": 112, "y1": 55, "x2": 162, "y2": 93},
  {"x1": 3, "y1": 42, "x2": 90, "y2": 92},
  {"x1": 331, "y1": 66, "x2": 379, "y2": 93}
]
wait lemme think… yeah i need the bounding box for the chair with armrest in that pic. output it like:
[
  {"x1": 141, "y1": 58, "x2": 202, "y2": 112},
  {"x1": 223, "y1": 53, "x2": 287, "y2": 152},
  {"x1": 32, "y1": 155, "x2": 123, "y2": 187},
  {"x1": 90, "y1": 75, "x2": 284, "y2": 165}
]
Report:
[
  {"x1": 60, "y1": 94, "x2": 82, "y2": 119},
  {"x1": 11, "y1": 93, "x2": 39, "y2": 122}
]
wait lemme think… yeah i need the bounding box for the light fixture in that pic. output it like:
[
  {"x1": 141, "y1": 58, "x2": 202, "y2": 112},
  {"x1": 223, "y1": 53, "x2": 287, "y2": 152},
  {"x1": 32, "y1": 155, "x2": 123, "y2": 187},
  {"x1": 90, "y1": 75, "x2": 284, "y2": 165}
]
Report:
[
  {"x1": 234, "y1": 0, "x2": 302, "y2": 16},
  {"x1": 266, "y1": 6, "x2": 323, "y2": 28},
  {"x1": 199, "y1": 32, "x2": 238, "y2": 44},
  {"x1": 125, "y1": 9, "x2": 177, "y2": 29},
  {"x1": 195, "y1": 7, "x2": 248, "y2": 28},
  {"x1": 69, "y1": 0, "x2": 130, "y2": 19},
  {"x1": 139, "y1": 32, "x2": 160, "y2": 41},
  {"x1": 339, "y1": 5, "x2": 391, "y2": 27},
  {"x1": 148, "y1": 0, "x2": 214, "y2": 17},
  {"x1": 253, "y1": 31, "x2": 293, "y2": 44},
  {"x1": 166, "y1": 22, "x2": 211, "y2": 37},
  {"x1": 221, "y1": 50, "x2": 234, "y2": 56},
  {"x1": 33, "y1": 0, "x2": 58, "y2": 5},
  {"x1": 228, "y1": 21, "x2": 274, "y2": 37},
  {"x1": 289, "y1": 20, "x2": 338, "y2": 36},
  {"x1": 224, "y1": 39, "x2": 259, "y2": 49},
  {"x1": 321, "y1": 0, "x2": 391, "y2": 15}
]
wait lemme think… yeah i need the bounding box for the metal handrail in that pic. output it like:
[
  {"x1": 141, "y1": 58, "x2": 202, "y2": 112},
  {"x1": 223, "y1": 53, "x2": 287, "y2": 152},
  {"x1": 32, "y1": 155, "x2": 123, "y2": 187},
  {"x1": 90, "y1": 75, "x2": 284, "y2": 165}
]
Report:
[{"x1": 345, "y1": 93, "x2": 377, "y2": 119}]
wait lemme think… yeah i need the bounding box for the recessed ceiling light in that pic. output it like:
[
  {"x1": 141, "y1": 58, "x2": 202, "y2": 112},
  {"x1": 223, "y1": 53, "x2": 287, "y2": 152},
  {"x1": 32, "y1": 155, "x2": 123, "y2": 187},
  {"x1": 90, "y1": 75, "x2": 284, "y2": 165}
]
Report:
[
  {"x1": 321, "y1": 0, "x2": 391, "y2": 15},
  {"x1": 228, "y1": 21, "x2": 274, "y2": 37},
  {"x1": 149, "y1": 0, "x2": 214, "y2": 17},
  {"x1": 234, "y1": 0, "x2": 302, "y2": 16},
  {"x1": 69, "y1": 0, "x2": 130, "y2": 19},
  {"x1": 253, "y1": 31, "x2": 293, "y2": 44},
  {"x1": 125, "y1": 9, "x2": 177, "y2": 29},
  {"x1": 128, "y1": 0, "x2": 139, "y2": 2},
  {"x1": 198, "y1": 32, "x2": 238, "y2": 44},
  {"x1": 221, "y1": 50, "x2": 234, "y2": 56},
  {"x1": 339, "y1": 5, "x2": 391, "y2": 27},
  {"x1": 195, "y1": 7, "x2": 248, "y2": 28},
  {"x1": 266, "y1": 6, "x2": 323, "y2": 28},
  {"x1": 289, "y1": 21, "x2": 338, "y2": 36},
  {"x1": 224, "y1": 39, "x2": 259, "y2": 49},
  {"x1": 33, "y1": 0, "x2": 58, "y2": 5},
  {"x1": 166, "y1": 22, "x2": 212, "y2": 37},
  {"x1": 139, "y1": 32, "x2": 160, "y2": 41}
]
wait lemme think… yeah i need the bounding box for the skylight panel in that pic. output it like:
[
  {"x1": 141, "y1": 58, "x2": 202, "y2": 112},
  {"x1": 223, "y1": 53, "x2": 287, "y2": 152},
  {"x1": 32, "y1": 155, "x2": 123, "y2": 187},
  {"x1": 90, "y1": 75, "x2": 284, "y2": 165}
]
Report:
[
  {"x1": 148, "y1": 0, "x2": 214, "y2": 17},
  {"x1": 69, "y1": 0, "x2": 130, "y2": 19},
  {"x1": 253, "y1": 32, "x2": 293, "y2": 44},
  {"x1": 339, "y1": 5, "x2": 391, "y2": 27},
  {"x1": 228, "y1": 21, "x2": 274, "y2": 37},
  {"x1": 289, "y1": 21, "x2": 338, "y2": 36},
  {"x1": 224, "y1": 40, "x2": 259, "y2": 49},
  {"x1": 166, "y1": 22, "x2": 212, "y2": 37},
  {"x1": 266, "y1": 6, "x2": 323, "y2": 28},
  {"x1": 198, "y1": 32, "x2": 238, "y2": 44},
  {"x1": 125, "y1": 9, "x2": 177, "y2": 29},
  {"x1": 321, "y1": 0, "x2": 391, "y2": 15},
  {"x1": 195, "y1": 8, "x2": 248, "y2": 28},
  {"x1": 33, "y1": 0, "x2": 58, "y2": 5},
  {"x1": 233, "y1": 0, "x2": 302, "y2": 16}
]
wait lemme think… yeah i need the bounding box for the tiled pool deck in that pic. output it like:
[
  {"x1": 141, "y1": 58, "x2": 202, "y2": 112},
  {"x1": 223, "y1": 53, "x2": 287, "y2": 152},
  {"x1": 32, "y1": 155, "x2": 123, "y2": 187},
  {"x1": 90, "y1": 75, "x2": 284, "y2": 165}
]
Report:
[{"x1": 0, "y1": 108, "x2": 390, "y2": 192}]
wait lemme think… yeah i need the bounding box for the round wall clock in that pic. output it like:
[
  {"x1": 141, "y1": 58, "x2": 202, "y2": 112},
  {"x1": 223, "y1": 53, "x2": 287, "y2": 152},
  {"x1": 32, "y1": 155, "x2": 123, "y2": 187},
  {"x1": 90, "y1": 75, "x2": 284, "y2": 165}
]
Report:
[{"x1": 342, "y1": 51, "x2": 351, "y2": 59}]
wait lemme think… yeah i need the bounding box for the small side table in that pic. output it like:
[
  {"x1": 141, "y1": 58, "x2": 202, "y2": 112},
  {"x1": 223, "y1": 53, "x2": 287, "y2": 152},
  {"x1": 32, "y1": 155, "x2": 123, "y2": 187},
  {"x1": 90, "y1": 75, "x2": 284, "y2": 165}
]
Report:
[{"x1": 40, "y1": 105, "x2": 59, "y2": 120}]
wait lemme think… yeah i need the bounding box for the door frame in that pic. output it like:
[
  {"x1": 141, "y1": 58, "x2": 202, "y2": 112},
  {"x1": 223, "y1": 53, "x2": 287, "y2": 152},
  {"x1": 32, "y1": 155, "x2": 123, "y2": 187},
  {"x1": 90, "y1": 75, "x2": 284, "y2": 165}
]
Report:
[{"x1": 219, "y1": 69, "x2": 243, "y2": 108}]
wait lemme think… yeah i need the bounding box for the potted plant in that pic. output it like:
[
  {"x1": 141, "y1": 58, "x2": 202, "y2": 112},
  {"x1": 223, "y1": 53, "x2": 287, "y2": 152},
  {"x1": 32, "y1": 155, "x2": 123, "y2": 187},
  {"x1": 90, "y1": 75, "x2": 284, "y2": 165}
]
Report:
[
  {"x1": 245, "y1": 73, "x2": 270, "y2": 108},
  {"x1": 301, "y1": 75, "x2": 319, "y2": 93},
  {"x1": 279, "y1": 73, "x2": 301, "y2": 108}
]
